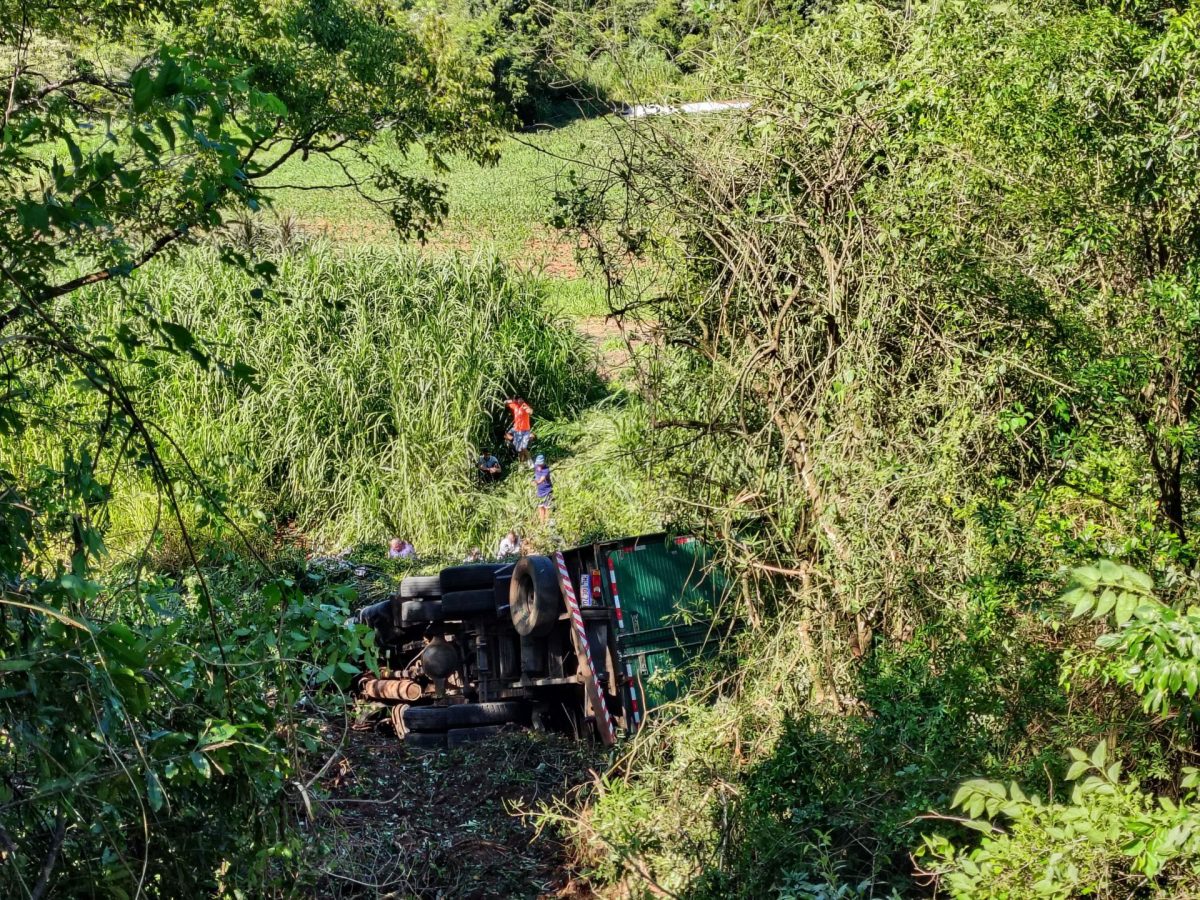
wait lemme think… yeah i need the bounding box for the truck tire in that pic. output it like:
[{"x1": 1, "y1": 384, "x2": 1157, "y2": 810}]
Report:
[
  {"x1": 439, "y1": 563, "x2": 506, "y2": 593},
  {"x1": 401, "y1": 599, "x2": 442, "y2": 624},
  {"x1": 400, "y1": 575, "x2": 442, "y2": 598},
  {"x1": 445, "y1": 701, "x2": 529, "y2": 729},
  {"x1": 400, "y1": 705, "x2": 450, "y2": 733},
  {"x1": 447, "y1": 725, "x2": 507, "y2": 748},
  {"x1": 441, "y1": 589, "x2": 496, "y2": 619},
  {"x1": 510, "y1": 555, "x2": 562, "y2": 637},
  {"x1": 404, "y1": 731, "x2": 447, "y2": 750}
]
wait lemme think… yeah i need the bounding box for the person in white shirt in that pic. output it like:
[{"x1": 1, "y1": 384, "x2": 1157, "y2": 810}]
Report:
[{"x1": 496, "y1": 530, "x2": 521, "y2": 559}]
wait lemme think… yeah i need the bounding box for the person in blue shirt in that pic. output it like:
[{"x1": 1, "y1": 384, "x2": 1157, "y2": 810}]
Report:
[
  {"x1": 533, "y1": 454, "x2": 553, "y2": 523},
  {"x1": 477, "y1": 452, "x2": 501, "y2": 481}
]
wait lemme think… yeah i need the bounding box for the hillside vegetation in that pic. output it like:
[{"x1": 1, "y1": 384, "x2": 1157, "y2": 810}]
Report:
[
  {"x1": 547, "y1": 0, "x2": 1200, "y2": 896},
  {"x1": 79, "y1": 248, "x2": 604, "y2": 550},
  {"x1": 6, "y1": 0, "x2": 1200, "y2": 897}
]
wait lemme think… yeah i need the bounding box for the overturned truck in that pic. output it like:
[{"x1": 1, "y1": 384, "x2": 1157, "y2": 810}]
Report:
[{"x1": 352, "y1": 534, "x2": 725, "y2": 749}]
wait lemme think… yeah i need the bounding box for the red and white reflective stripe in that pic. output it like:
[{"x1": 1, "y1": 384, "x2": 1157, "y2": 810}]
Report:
[
  {"x1": 607, "y1": 557, "x2": 624, "y2": 628},
  {"x1": 555, "y1": 552, "x2": 617, "y2": 743},
  {"x1": 606, "y1": 556, "x2": 641, "y2": 725}
]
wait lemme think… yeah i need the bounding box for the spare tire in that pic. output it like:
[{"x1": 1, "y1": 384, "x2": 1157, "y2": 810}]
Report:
[
  {"x1": 400, "y1": 575, "x2": 442, "y2": 599},
  {"x1": 447, "y1": 725, "x2": 508, "y2": 748},
  {"x1": 441, "y1": 589, "x2": 497, "y2": 619},
  {"x1": 401, "y1": 599, "x2": 442, "y2": 624},
  {"x1": 400, "y1": 705, "x2": 449, "y2": 733},
  {"x1": 405, "y1": 731, "x2": 448, "y2": 750},
  {"x1": 439, "y1": 563, "x2": 506, "y2": 593},
  {"x1": 509, "y1": 555, "x2": 562, "y2": 637},
  {"x1": 446, "y1": 701, "x2": 530, "y2": 729}
]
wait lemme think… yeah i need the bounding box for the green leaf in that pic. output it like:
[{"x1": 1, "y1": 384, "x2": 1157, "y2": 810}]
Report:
[
  {"x1": 64, "y1": 132, "x2": 83, "y2": 169},
  {"x1": 191, "y1": 751, "x2": 211, "y2": 779},
  {"x1": 1060, "y1": 586, "x2": 1088, "y2": 608},
  {"x1": 1090, "y1": 741, "x2": 1107, "y2": 768},
  {"x1": 159, "y1": 320, "x2": 195, "y2": 351},
  {"x1": 131, "y1": 127, "x2": 159, "y2": 160},
  {"x1": 130, "y1": 68, "x2": 154, "y2": 114},
  {"x1": 960, "y1": 818, "x2": 997, "y2": 833},
  {"x1": 155, "y1": 116, "x2": 176, "y2": 150},
  {"x1": 950, "y1": 784, "x2": 972, "y2": 809},
  {"x1": 1094, "y1": 588, "x2": 1116, "y2": 619},
  {"x1": 0, "y1": 658, "x2": 34, "y2": 671},
  {"x1": 1115, "y1": 592, "x2": 1137, "y2": 626},
  {"x1": 1066, "y1": 760, "x2": 1089, "y2": 781},
  {"x1": 1125, "y1": 568, "x2": 1154, "y2": 592},
  {"x1": 145, "y1": 770, "x2": 165, "y2": 812},
  {"x1": 1071, "y1": 592, "x2": 1094, "y2": 619}
]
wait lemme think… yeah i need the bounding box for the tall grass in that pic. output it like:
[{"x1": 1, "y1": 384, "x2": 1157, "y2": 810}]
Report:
[{"x1": 80, "y1": 246, "x2": 601, "y2": 551}]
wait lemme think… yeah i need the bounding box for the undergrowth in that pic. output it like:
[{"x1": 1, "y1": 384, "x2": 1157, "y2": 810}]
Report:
[{"x1": 57, "y1": 246, "x2": 621, "y2": 555}]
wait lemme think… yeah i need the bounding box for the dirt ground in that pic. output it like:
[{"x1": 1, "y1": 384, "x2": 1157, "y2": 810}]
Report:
[{"x1": 303, "y1": 719, "x2": 604, "y2": 898}]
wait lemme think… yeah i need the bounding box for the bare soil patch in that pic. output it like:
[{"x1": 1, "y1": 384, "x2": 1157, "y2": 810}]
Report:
[{"x1": 306, "y1": 723, "x2": 602, "y2": 898}]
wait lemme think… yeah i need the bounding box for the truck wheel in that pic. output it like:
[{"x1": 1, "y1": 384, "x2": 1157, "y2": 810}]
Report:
[
  {"x1": 400, "y1": 575, "x2": 442, "y2": 598},
  {"x1": 447, "y1": 725, "x2": 507, "y2": 747},
  {"x1": 439, "y1": 563, "x2": 506, "y2": 593},
  {"x1": 441, "y1": 589, "x2": 496, "y2": 618},
  {"x1": 401, "y1": 599, "x2": 442, "y2": 624},
  {"x1": 510, "y1": 555, "x2": 562, "y2": 637},
  {"x1": 445, "y1": 701, "x2": 530, "y2": 729},
  {"x1": 404, "y1": 731, "x2": 448, "y2": 750},
  {"x1": 400, "y1": 705, "x2": 450, "y2": 732}
]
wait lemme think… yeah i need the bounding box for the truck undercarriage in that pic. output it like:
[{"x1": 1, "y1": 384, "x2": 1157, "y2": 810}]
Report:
[{"x1": 350, "y1": 535, "x2": 724, "y2": 749}]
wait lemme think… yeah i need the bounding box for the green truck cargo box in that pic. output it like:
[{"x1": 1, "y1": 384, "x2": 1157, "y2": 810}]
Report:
[{"x1": 559, "y1": 533, "x2": 728, "y2": 727}]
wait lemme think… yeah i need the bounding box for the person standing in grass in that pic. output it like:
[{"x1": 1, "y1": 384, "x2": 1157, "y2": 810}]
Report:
[
  {"x1": 533, "y1": 454, "x2": 553, "y2": 524},
  {"x1": 504, "y1": 396, "x2": 534, "y2": 466}
]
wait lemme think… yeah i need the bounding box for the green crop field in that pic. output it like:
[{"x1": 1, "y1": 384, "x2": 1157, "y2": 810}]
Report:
[
  {"x1": 261, "y1": 119, "x2": 612, "y2": 250},
  {"x1": 254, "y1": 116, "x2": 619, "y2": 318}
]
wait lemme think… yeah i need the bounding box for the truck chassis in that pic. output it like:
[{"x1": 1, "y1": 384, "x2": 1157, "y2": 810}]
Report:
[{"x1": 353, "y1": 547, "x2": 630, "y2": 748}]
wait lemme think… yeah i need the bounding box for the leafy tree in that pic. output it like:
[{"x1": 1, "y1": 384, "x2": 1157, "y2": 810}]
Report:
[
  {"x1": 0, "y1": 0, "x2": 502, "y2": 893},
  {"x1": 921, "y1": 564, "x2": 1200, "y2": 896},
  {"x1": 548, "y1": 0, "x2": 1200, "y2": 893}
]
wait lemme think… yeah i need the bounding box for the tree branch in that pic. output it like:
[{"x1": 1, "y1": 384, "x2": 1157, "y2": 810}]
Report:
[{"x1": 28, "y1": 813, "x2": 65, "y2": 900}]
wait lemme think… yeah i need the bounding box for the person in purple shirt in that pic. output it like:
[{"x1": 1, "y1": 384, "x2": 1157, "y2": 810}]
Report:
[{"x1": 533, "y1": 455, "x2": 553, "y2": 523}]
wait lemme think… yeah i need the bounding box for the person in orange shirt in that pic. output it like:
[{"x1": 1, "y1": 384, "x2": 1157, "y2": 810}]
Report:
[{"x1": 504, "y1": 396, "x2": 534, "y2": 466}]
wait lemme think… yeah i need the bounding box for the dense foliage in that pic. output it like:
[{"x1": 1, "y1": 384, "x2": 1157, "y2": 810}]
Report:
[
  {"x1": 550, "y1": 0, "x2": 1200, "y2": 895},
  {"x1": 10, "y1": 0, "x2": 1200, "y2": 895},
  {"x1": 0, "y1": 1, "x2": 503, "y2": 895}
]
